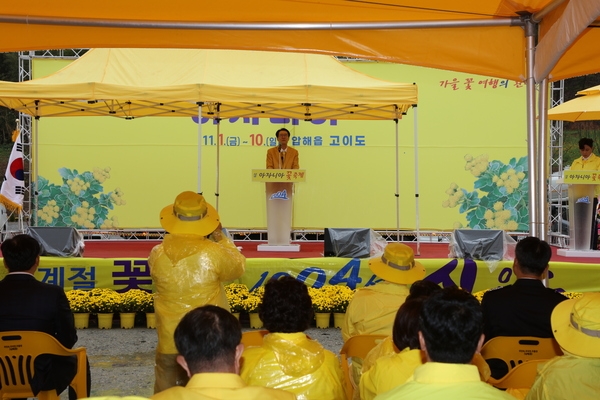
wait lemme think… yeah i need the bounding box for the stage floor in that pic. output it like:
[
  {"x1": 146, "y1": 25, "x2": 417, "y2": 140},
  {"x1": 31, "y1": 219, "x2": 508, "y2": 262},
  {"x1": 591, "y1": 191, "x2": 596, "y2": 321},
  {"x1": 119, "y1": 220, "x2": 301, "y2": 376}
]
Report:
[{"x1": 80, "y1": 240, "x2": 600, "y2": 264}]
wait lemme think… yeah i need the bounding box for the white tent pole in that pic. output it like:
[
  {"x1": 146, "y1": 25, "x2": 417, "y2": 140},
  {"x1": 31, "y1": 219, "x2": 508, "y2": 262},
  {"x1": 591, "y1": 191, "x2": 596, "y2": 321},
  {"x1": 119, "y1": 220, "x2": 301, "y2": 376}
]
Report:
[
  {"x1": 394, "y1": 115, "x2": 400, "y2": 243},
  {"x1": 215, "y1": 104, "x2": 221, "y2": 211},
  {"x1": 197, "y1": 103, "x2": 202, "y2": 194},
  {"x1": 413, "y1": 105, "x2": 420, "y2": 256},
  {"x1": 524, "y1": 17, "x2": 539, "y2": 237},
  {"x1": 0, "y1": 15, "x2": 522, "y2": 31},
  {"x1": 538, "y1": 79, "x2": 549, "y2": 242}
]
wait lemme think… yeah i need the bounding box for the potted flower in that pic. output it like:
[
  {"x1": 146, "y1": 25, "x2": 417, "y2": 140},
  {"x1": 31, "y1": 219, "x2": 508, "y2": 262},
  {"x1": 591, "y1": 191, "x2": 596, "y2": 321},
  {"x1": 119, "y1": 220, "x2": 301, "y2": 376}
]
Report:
[
  {"x1": 139, "y1": 291, "x2": 156, "y2": 328},
  {"x1": 326, "y1": 285, "x2": 355, "y2": 328},
  {"x1": 225, "y1": 283, "x2": 249, "y2": 318},
  {"x1": 66, "y1": 290, "x2": 91, "y2": 329},
  {"x1": 118, "y1": 289, "x2": 148, "y2": 329},
  {"x1": 308, "y1": 287, "x2": 334, "y2": 328},
  {"x1": 88, "y1": 288, "x2": 122, "y2": 329},
  {"x1": 242, "y1": 287, "x2": 264, "y2": 328},
  {"x1": 66, "y1": 289, "x2": 91, "y2": 313}
]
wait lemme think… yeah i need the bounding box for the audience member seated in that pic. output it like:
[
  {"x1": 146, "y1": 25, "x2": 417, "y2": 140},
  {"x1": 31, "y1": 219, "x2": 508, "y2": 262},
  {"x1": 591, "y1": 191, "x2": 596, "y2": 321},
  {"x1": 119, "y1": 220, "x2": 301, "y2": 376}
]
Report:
[
  {"x1": 151, "y1": 305, "x2": 294, "y2": 400},
  {"x1": 361, "y1": 279, "x2": 442, "y2": 372},
  {"x1": 0, "y1": 234, "x2": 91, "y2": 400},
  {"x1": 240, "y1": 276, "x2": 344, "y2": 400},
  {"x1": 376, "y1": 287, "x2": 514, "y2": 400},
  {"x1": 360, "y1": 298, "x2": 425, "y2": 400},
  {"x1": 342, "y1": 243, "x2": 426, "y2": 384},
  {"x1": 526, "y1": 292, "x2": 600, "y2": 400},
  {"x1": 482, "y1": 237, "x2": 567, "y2": 341},
  {"x1": 481, "y1": 237, "x2": 567, "y2": 378},
  {"x1": 360, "y1": 293, "x2": 490, "y2": 400}
]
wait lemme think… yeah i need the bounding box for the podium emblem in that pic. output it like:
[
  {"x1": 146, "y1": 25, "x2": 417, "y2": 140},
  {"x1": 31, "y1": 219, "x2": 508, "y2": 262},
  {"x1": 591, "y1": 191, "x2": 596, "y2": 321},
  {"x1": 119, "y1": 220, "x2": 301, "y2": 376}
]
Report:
[
  {"x1": 576, "y1": 196, "x2": 591, "y2": 204},
  {"x1": 269, "y1": 189, "x2": 289, "y2": 200}
]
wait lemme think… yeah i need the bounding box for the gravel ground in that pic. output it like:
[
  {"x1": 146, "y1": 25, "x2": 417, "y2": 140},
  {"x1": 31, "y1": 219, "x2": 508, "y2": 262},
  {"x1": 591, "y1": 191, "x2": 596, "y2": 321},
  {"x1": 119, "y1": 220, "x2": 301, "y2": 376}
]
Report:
[{"x1": 73, "y1": 319, "x2": 344, "y2": 398}]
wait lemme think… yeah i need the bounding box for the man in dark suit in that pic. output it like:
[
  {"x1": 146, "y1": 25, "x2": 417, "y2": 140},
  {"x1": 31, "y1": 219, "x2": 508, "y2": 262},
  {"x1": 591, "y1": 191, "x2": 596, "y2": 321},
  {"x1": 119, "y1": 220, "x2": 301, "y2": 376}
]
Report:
[
  {"x1": 0, "y1": 234, "x2": 89, "y2": 399},
  {"x1": 481, "y1": 237, "x2": 567, "y2": 341},
  {"x1": 481, "y1": 236, "x2": 567, "y2": 378}
]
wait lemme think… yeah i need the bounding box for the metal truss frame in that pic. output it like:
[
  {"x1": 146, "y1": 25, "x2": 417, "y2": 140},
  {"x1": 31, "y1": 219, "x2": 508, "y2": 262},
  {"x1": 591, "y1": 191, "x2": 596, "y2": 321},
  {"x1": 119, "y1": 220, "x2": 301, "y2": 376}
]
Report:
[{"x1": 547, "y1": 80, "x2": 568, "y2": 248}]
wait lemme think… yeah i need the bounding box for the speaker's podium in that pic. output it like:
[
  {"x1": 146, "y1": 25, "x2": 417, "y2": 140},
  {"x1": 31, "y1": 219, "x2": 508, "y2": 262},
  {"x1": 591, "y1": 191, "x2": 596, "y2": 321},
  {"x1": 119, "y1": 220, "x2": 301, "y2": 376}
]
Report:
[
  {"x1": 557, "y1": 170, "x2": 600, "y2": 258},
  {"x1": 252, "y1": 169, "x2": 306, "y2": 252}
]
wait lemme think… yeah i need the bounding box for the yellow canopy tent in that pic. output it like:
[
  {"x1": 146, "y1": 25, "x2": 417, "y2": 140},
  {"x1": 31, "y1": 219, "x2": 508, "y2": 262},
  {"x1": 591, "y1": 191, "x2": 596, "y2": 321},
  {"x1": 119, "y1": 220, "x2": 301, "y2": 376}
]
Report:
[
  {"x1": 0, "y1": 48, "x2": 416, "y2": 120},
  {"x1": 2, "y1": 0, "x2": 599, "y2": 237},
  {"x1": 0, "y1": 0, "x2": 598, "y2": 83},
  {"x1": 548, "y1": 84, "x2": 600, "y2": 121},
  {"x1": 0, "y1": 48, "x2": 420, "y2": 239}
]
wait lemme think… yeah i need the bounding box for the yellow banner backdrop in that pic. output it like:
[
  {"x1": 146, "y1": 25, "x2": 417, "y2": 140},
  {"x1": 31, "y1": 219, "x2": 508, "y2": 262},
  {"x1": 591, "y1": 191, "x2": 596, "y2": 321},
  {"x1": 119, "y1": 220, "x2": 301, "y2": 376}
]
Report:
[
  {"x1": 15, "y1": 257, "x2": 600, "y2": 294},
  {"x1": 34, "y1": 58, "x2": 527, "y2": 231}
]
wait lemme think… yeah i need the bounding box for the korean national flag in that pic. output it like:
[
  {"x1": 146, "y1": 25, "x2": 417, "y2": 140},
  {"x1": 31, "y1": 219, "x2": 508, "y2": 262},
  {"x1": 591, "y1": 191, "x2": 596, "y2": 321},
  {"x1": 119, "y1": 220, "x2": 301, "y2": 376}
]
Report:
[{"x1": 0, "y1": 133, "x2": 24, "y2": 212}]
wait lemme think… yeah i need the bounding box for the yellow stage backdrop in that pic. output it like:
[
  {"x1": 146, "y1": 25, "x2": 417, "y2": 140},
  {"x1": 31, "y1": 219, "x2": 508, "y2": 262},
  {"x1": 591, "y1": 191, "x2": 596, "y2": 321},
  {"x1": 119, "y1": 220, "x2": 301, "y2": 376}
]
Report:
[
  {"x1": 12, "y1": 257, "x2": 600, "y2": 294},
  {"x1": 34, "y1": 58, "x2": 527, "y2": 231}
]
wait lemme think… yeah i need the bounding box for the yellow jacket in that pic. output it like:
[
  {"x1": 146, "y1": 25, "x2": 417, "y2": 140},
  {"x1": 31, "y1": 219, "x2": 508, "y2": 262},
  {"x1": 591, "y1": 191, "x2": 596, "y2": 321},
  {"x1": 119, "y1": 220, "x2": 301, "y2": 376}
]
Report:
[
  {"x1": 360, "y1": 348, "x2": 422, "y2": 400},
  {"x1": 360, "y1": 346, "x2": 491, "y2": 400},
  {"x1": 570, "y1": 153, "x2": 600, "y2": 196},
  {"x1": 240, "y1": 332, "x2": 344, "y2": 400},
  {"x1": 151, "y1": 373, "x2": 296, "y2": 400},
  {"x1": 525, "y1": 355, "x2": 600, "y2": 400},
  {"x1": 570, "y1": 153, "x2": 600, "y2": 171},
  {"x1": 149, "y1": 234, "x2": 245, "y2": 354},
  {"x1": 376, "y1": 362, "x2": 514, "y2": 400},
  {"x1": 342, "y1": 281, "x2": 409, "y2": 342}
]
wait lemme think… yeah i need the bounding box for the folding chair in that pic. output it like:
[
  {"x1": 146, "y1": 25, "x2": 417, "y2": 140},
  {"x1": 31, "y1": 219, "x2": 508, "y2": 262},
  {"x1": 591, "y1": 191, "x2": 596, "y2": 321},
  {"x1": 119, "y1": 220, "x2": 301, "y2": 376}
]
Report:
[
  {"x1": 0, "y1": 331, "x2": 87, "y2": 400},
  {"x1": 480, "y1": 336, "x2": 562, "y2": 377},
  {"x1": 339, "y1": 334, "x2": 387, "y2": 400},
  {"x1": 487, "y1": 358, "x2": 548, "y2": 389},
  {"x1": 241, "y1": 330, "x2": 269, "y2": 348}
]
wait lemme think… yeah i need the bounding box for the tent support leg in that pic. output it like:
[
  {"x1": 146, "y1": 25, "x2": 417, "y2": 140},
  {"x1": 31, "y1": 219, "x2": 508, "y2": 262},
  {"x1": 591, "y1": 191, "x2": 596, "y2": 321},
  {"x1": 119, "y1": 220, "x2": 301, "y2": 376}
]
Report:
[
  {"x1": 215, "y1": 106, "x2": 221, "y2": 211},
  {"x1": 413, "y1": 105, "x2": 420, "y2": 255},
  {"x1": 197, "y1": 103, "x2": 203, "y2": 194},
  {"x1": 394, "y1": 114, "x2": 400, "y2": 243},
  {"x1": 525, "y1": 17, "x2": 539, "y2": 237},
  {"x1": 538, "y1": 79, "x2": 550, "y2": 241}
]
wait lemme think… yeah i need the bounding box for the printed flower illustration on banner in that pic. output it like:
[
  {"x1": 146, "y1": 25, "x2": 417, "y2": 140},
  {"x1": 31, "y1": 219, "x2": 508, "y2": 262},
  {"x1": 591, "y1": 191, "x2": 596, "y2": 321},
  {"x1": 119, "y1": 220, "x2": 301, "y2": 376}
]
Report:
[
  {"x1": 35, "y1": 167, "x2": 125, "y2": 229},
  {"x1": 442, "y1": 154, "x2": 528, "y2": 231}
]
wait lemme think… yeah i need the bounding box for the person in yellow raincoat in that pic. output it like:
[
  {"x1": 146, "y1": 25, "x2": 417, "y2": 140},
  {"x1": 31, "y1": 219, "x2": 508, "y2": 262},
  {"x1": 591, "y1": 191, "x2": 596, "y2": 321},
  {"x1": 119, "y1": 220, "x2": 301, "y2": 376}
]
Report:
[
  {"x1": 240, "y1": 276, "x2": 344, "y2": 400},
  {"x1": 342, "y1": 242, "x2": 426, "y2": 387},
  {"x1": 526, "y1": 293, "x2": 600, "y2": 400},
  {"x1": 149, "y1": 191, "x2": 245, "y2": 393}
]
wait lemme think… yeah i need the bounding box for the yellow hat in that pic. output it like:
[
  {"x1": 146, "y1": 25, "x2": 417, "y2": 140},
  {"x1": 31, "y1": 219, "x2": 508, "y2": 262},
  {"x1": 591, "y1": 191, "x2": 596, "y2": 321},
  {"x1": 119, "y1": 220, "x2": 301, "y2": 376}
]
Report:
[
  {"x1": 159, "y1": 191, "x2": 219, "y2": 236},
  {"x1": 368, "y1": 243, "x2": 426, "y2": 285},
  {"x1": 551, "y1": 292, "x2": 600, "y2": 357}
]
